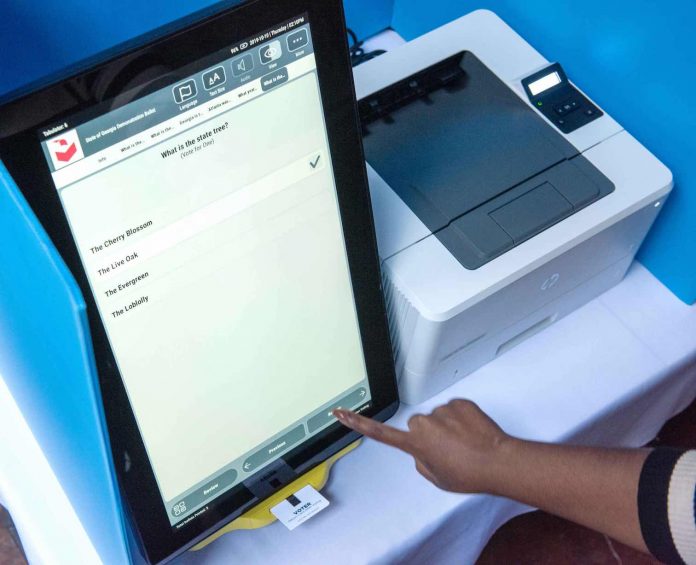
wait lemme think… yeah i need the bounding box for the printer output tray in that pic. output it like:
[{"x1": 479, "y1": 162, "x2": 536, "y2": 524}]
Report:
[{"x1": 360, "y1": 51, "x2": 615, "y2": 269}]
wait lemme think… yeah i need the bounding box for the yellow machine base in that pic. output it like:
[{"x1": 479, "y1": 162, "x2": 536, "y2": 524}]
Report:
[{"x1": 191, "y1": 440, "x2": 361, "y2": 551}]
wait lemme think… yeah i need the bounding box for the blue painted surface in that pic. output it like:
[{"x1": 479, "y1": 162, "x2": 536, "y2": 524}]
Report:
[
  {"x1": 345, "y1": 0, "x2": 395, "y2": 44},
  {"x1": 0, "y1": 0, "x2": 392, "y2": 98},
  {"x1": 0, "y1": 1, "x2": 690, "y2": 298},
  {"x1": 0, "y1": 162, "x2": 130, "y2": 563},
  {"x1": 390, "y1": 0, "x2": 696, "y2": 303},
  {"x1": 0, "y1": 2, "x2": 691, "y2": 560}
]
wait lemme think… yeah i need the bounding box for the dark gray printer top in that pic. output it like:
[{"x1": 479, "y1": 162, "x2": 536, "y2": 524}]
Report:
[{"x1": 359, "y1": 52, "x2": 614, "y2": 269}]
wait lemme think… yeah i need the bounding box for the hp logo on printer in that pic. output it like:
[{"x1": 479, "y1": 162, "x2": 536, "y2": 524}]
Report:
[{"x1": 541, "y1": 273, "x2": 561, "y2": 291}]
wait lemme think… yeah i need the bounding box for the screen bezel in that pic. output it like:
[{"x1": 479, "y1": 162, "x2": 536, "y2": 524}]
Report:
[{"x1": 0, "y1": 1, "x2": 399, "y2": 562}]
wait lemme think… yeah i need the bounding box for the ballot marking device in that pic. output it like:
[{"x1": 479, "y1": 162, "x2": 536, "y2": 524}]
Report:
[{"x1": 0, "y1": 0, "x2": 398, "y2": 562}]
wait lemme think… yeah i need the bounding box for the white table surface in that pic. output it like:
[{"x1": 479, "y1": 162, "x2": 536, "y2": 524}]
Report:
[{"x1": 2, "y1": 262, "x2": 695, "y2": 564}]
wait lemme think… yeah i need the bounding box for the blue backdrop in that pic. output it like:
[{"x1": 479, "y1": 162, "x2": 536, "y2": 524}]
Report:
[
  {"x1": 0, "y1": 0, "x2": 692, "y2": 302},
  {"x1": 0, "y1": 163, "x2": 130, "y2": 563},
  {"x1": 0, "y1": 0, "x2": 393, "y2": 98},
  {"x1": 0, "y1": 1, "x2": 692, "y2": 562}
]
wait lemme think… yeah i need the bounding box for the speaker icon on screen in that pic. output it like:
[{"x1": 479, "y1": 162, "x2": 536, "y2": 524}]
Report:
[{"x1": 231, "y1": 54, "x2": 254, "y2": 77}]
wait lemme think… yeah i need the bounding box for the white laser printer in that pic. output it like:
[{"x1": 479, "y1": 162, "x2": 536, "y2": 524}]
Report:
[{"x1": 353, "y1": 10, "x2": 673, "y2": 404}]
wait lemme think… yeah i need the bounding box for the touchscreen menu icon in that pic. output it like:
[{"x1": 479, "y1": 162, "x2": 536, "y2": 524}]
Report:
[
  {"x1": 202, "y1": 66, "x2": 226, "y2": 91},
  {"x1": 172, "y1": 79, "x2": 198, "y2": 104},
  {"x1": 287, "y1": 29, "x2": 308, "y2": 52},
  {"x1": 259, "y1": 40, "x2": 282, "y2": 65},
  {"x1": 231, "y1": 54, "x2": 254, "y2": 77}
]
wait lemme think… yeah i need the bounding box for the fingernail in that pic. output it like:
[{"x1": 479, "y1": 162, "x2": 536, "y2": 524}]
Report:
[{"x1": 333, "y1": 409, "x2": 349, "y2": 422}]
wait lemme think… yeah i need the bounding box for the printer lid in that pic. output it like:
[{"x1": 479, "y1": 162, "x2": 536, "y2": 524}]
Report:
[{"x1": 360, "y1": 52, "x2": 614, "y2": 269}]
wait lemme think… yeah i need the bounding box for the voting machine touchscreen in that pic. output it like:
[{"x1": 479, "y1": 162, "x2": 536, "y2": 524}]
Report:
[{"x1": 0, "y1": 0, "x2": 398, "y2": 562}]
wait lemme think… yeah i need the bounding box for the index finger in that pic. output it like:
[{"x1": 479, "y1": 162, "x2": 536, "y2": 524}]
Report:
[{"x1": 333, "y1": 409, "x2": 413, "y2": 453}]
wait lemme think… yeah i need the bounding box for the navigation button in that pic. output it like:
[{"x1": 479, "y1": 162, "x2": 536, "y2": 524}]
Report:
[
  {"x1": 307, "y1": 387, "x2": 368, "y2": 433},
  {"x1": 259, "y1": 40, "x2": 282, "y2": 65},
  {"x1": 172, "y1": 79, "x2": 197, "y2": 104},
  {"x1": 287, "y1": 29, "x2": 309, "y2": 52},
  {"x1": 555, "y1": 100, "x2": 579, "y2": 116},
  {"x1": 243, "y1": 425, "x2": 305, "y2": 473},
  {"x1": 202, "y1": 66, "x2": 226, "y2": 90},
  {"x1": 261, "y1": 67, "x2": 288, "y2": 92},
  {"x1": 170, "y1": 467, "x2": 238, "y2": 518},
  {"x1": 231, "y1": 54, "x2": 254, "y2": 77}
]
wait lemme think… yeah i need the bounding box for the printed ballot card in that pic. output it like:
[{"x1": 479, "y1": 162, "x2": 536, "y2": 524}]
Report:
[{"x1": 270, "y1": 485, "x2": 330, "y2": 530}]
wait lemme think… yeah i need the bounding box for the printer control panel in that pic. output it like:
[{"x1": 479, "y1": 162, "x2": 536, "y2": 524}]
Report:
[{"x1": 522, "y1": 63, "x2": 602, "y2": 134}]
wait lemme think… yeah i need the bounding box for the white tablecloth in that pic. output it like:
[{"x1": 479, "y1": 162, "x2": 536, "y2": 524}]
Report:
[{"x1": 2, "y1": 263, "x2": 696, "y2": 564}]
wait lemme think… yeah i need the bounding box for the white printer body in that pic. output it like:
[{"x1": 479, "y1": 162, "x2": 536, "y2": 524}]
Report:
[{"x1": 353, "y1": 10, "x2": 673, "y2": 404}]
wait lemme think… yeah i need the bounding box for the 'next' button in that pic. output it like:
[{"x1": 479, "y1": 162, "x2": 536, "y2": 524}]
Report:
[{"x1": 307, "y1": 387, "x2": 368, "y2": 433}]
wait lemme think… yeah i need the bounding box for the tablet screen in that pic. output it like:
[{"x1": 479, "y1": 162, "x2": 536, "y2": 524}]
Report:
[{"x1": 38, "y1": 15, "x2": 372, "y2": 528}]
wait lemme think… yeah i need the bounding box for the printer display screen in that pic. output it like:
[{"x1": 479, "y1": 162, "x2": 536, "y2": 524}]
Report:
[
  {"x1": 527, "y1": 70, "x2": 562, "y2": 96},
  {"x1": 38, "y1": 16, "x2": 371, "y2": 527}
]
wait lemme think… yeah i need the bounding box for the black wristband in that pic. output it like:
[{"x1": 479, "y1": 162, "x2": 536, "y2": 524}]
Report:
[{"x1": 638, "y1": 447, "x2": 687, "y2": 565}]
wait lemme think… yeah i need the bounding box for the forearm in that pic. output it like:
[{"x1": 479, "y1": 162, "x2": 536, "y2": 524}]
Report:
[
  {"x1": 489, "y1": 438, "x2": 650, "y2": 553},
  {"x1": 335, "y1": 400, "x2": 687, "y2": 560}
]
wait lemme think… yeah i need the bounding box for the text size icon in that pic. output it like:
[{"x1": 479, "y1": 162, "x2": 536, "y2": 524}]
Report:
[
  {"x1": 173, "y1": 79, "x2": 197, "y2": 104},
  {"x1": 259, "y1": 40, "x2": 282, "y2": 65},
  {"x1": 202, "y1": 66, "x2": 226, "y2": 91}
]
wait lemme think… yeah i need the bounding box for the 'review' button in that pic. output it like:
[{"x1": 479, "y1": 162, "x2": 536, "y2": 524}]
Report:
[
  {"x1": 242, "y1": 425, "x2": 306, "y2": 473},
  {"x1": 170, "y1": 467, "x2": 238, "y2": 518}
]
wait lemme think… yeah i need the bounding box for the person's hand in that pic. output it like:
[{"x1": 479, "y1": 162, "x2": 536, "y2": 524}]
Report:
[
  {"x1": 333, "y1": 399, "x2": 513, "y2": 494},
  {"x1": 336, "y1": 402, "x2": 654, "y2": 556}
]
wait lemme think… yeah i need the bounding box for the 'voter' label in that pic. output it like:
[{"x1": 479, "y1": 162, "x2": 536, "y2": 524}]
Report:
[{"x1": 270, "y1": 485, "x2": 329, "y2": 531}]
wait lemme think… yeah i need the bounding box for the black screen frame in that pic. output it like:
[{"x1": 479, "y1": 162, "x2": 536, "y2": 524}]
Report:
[{"x1": 0, "y1": 1, "x2": 399, "y2": 562}]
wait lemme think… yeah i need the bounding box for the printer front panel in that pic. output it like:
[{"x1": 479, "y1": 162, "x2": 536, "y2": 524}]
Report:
[{"x1": 390, "y1": 193, "x2": 666, "y2": 403}]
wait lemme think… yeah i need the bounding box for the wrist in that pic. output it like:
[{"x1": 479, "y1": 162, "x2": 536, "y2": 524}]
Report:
[{"x1": 483, "y1": 435, "x2": 528, "y2": 496}]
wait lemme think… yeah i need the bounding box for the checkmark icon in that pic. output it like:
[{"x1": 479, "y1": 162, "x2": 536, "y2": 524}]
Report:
[{"x1": 309, "y1": 155, "x2": 321, "y2": 169}]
